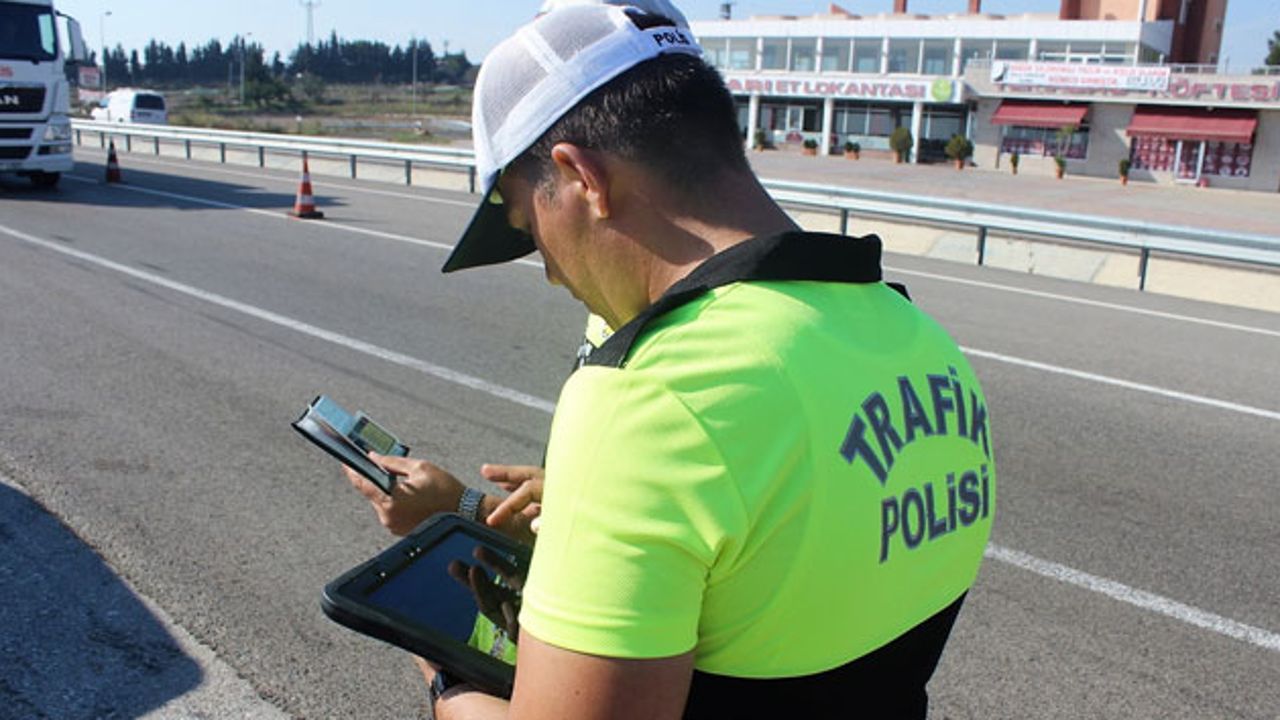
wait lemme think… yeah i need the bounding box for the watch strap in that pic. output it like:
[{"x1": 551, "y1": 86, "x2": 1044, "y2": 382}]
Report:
[{"x1": 458, "y1": 487, "x2": 485, "y2": 522}]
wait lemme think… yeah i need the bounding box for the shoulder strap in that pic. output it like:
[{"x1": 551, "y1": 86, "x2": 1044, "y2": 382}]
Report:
[{"x1": 586, "y1": 231, "x2": 900, "y2": 368}]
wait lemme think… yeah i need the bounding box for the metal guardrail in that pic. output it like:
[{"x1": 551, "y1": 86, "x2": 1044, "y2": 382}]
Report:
[
  {"x1": 72, "y1": 119, "x2": 479, "y2": 192},
  {"x1": 71, "y1": 120, "x2": 1280, "y2": 291}
]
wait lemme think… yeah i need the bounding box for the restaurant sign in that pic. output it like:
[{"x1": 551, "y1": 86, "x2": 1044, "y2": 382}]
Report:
[
  {"x1": 723, "y1": 72, "x2": 959, "y2": 103},
  {"x1": 991, "y1": 61, "x2": 1171, "y2": 92}
]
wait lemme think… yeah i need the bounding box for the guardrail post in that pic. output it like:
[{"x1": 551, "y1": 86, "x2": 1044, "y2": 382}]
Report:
[
  {"x1": 1138, "y1": 247, "x2": 1150, "y2": 291},
  {"x1": 75, "y1": 129, "x2": 81, "y2": 145},
  {"x1": 839, "y1": 209, "x2": 850, "y2": 236},
  {"x1": 350, "y1": 154, "x2": 357, "y2": 179},
  {"x1": 258, "y1": 146, "x2": 266, "y2": 168},
  {"x1": 125, "y1": 134, "x2": 132, "y2": 153},
  {"x1": 185, "y1": 140, "x2": 191, "y2": 159},
  {"x1": 404, "y1": 160, "x2": 412, "y2": 186},
  {"x1": 219, "y1": 143, "x2": 226, "y2": 164},
  {"x1": 976, "y1": 226, "x2": 988, "y2": 266},
  {"x1": 154, "y1": 137, "x2": 160, "y2": 155},
  {"x1": 99, "y1": 131, "x2": 105, "y2": 149},
  {"x1": 468, "y1": 166, "x2": 477, "y2": 194}
]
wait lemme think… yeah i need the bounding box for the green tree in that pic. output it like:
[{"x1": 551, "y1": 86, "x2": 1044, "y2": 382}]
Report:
[{"x1": 1267, "y1": 30, "x2": 1280, "y2": 66}]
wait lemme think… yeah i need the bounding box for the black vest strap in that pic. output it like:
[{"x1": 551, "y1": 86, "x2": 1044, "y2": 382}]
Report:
[
  {"x1": 682, "y1": 593, "x2": 966, "y2": 720},
  {"x1": 585, "y1": 232, "x2": 891, "y2": 369}
]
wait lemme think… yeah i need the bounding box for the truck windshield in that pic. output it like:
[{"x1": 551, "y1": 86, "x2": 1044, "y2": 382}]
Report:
[{"x1": 0, "y1": 2, "x2": 58, "y2": 62}]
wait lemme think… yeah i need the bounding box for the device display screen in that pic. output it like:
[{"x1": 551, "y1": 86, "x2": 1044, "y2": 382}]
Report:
[
  {"x1": 365, "y1": 527, "x2": 523, "y2": 664},
  {"x1": 352, "y1": 416, "x2": 397, "y2": 455}
]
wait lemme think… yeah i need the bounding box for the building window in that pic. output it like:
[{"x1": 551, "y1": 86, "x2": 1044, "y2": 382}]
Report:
[
  {"x1": 888, "y1": 38, "x2": 921, "y2": 73},
  {"x1": 728, "y1": 38, "x2": 757, "y2": 70},
  {"x1": 836, "y1": 105, "x2": 869, "y2": 134},
  {"x1": 1000, "y1": 124, "x2": 1089, "y2": 159},
  {"x1": 702, "y1": 37, "x2": 729, "y2": 69},
  {"x1": 1037, "y1": 41, "x2": 1069, "y2": 61},
  {"x1": 853, "y1": 40, "x2": 881, "y2": 73},
  {"x1": 761, "y1": 38, "x2": 787, "y2": 70},
  {"x1": 821, "y1": 39, "x2": 851, "y2": 73},
  {"x1": 1130, "y1": 138, "x2": 1252, "y2": 179},
  {"x1": 960, "y1": 39, "x2": 994, "y2": 70},
  {"x1": 922, "y1": 40, "x2": 953, "y2": 75},
  {"x1": 790, "y1": 38, "x2": 817, "y2": 72},
  {"x1": 994, "y1": 40, "x2": 1029, "y2": 61}
]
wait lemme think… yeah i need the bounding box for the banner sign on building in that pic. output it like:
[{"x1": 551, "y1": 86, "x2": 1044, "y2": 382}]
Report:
[
  {"x1": 991, "y1": 61, "x2": 1171, "y2": 92},
  {"x1": 723, "y1": 73, "x2": 959, "y2": 103}
]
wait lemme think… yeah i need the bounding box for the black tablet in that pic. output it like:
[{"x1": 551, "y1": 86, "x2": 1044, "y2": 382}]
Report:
[{"x1": 322, "y1": 513, "x2": 530, "y2": 697}]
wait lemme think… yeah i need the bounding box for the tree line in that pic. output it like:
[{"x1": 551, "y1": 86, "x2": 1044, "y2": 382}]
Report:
[{"x1": 93, "y1": 32, "x2": 474, "y2": 91}]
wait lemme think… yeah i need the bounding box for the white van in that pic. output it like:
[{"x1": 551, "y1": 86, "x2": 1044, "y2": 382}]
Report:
[{"x1": 90, "y1": 88, "x2": 167, "y2": 124}]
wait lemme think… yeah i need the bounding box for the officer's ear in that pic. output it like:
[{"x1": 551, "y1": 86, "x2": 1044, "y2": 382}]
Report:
[{"x1": 549, "y1": 143, "x2": 611, "y2": 221}]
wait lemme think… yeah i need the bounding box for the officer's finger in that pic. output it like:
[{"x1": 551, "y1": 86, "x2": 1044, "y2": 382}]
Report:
[
  {"x1": 480, "y1": 464, "x2": 543, "y2": 489},
  {"x1": 485, "y1": 483, "x2": 538, "y2": 528},
  {"x1": 366, "y1": 452, "x2": 414, "y2": 476}
]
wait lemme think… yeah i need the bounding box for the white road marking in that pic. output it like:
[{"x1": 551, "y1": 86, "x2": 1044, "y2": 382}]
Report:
[
  {"x1": 962, "y1": 347, "x2": 1280, "y2": 422},
  {"x1": 0, "y1": 221, "x2": 555, "y2": 415},
  {"x1": 888, "y1": 265, "x2": 1280, "y2": 339},
  {"x1": 3, "y1": 220, "x2": 1279, "y2": 654},
  {"x1": 63, "y1": 173, "x2": 545, "y2": 270},
  {"x1": 987, "y1": 544, "x2": 1280, "y2": 653}
]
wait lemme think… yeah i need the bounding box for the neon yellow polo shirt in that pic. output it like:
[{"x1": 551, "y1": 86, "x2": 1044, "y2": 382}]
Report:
[{"x1": 521, "y1": 277, "x2": 994, "y2": 677}]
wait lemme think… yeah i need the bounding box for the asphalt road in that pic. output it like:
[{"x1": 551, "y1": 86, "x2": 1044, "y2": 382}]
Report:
[{"x1": 1, "y1": 152, "x2": 1278, "y2": 719}]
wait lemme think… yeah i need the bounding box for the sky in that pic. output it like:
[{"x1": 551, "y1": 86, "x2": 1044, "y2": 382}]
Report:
[{"x1": 51, "y1": 0, "x2": 1277, "y2": 73}]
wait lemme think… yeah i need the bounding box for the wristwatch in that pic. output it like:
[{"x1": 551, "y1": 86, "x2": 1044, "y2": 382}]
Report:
[
  {"x1": 458, "y1": 486, "x2": 485, "y2": 522},
  {"x1": 427, "y1": 669, "x2": 460, "y2": 709}
]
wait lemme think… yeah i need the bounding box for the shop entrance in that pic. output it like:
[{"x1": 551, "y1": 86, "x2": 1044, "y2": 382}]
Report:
[{"x1": 1174, "y1": 140, "x2": 1204, "y2": 183}]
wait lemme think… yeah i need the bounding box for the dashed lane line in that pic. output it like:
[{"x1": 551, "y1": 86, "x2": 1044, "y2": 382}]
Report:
[{"x1": 2, "y1": 219, "x2": 1278, "y2": 654}]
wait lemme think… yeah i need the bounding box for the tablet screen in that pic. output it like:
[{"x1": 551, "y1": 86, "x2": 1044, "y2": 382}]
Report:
[{"x1": 364, "y1": 526, "x2": 523, "y2": 664}]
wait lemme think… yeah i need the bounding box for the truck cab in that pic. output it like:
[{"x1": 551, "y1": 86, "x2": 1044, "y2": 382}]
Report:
[{"x1": 0, "y1": 0, "x2": 88, "y2": 187}]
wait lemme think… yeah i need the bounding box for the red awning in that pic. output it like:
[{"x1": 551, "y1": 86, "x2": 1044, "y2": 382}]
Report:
[
  {"x1": 1126, "y1": 107, "x2": 1258, "y2": 144},
  {"x1": 990, "y1": 101, "x2": 1089, "y2": 128}
]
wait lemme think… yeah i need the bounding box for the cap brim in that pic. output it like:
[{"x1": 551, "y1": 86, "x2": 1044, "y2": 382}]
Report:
[{"x1": 441, "y1": 184, "x2": 537, "y2": 273}]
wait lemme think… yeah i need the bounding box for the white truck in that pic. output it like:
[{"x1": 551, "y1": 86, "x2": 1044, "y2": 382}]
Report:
[{"x1": 0, "y1": 0, "x2": 88, "y2": 187}]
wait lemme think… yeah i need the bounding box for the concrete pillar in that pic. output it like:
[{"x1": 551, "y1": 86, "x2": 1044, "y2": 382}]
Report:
[
  {"x1": 821, "y1": 97, "x2": 835, "y2": 156},
  {"x1": 953, "y1": 37, "x2": 963, "y2": 76},
  {"x1": 910, "y1": 101, "x2": 923, "y2": 164},
  {"x1": 747, "y1": 94, "x2": 761, "y2": 150},
  {"x1": 881, "y1": 36, "x2": 890, "y2": 74}
]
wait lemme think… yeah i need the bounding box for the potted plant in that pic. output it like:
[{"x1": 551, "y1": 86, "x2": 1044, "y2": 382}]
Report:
[
  {"x1": 802, "y1": 138, "x2": 818, "y2": 156},
  {"x1": 889, "y1": 126, "x2": 912, "y2": 164},
  {"x1": 753, "y1": 128, "x2": 768, "y2": 152},
  {"x1": 944, "y1": 134, "x2": 974, "y2": 170},
  {"x1": 1009, "y1": 152, "x2": 1019, "y2": 175},
  {"x1": 1118, "y1": 157, "x2": 1131, "y2": 185},
  {"x1": 1054, "y1": 154, "x2": 1066, "y2": 179},
  {"x1": 844, "y1": 140, "x2": 861, "y2": 160}
]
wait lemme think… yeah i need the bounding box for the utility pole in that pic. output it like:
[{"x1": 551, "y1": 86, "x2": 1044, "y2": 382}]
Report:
[
  {"x1": 411, "y1": 37, "x2": 418, "y2": 118},
  {"x1": 239, "y1": 34, "x2": 253, "y2": 105},
  {"x1": 99, "y1": 10, "x2": 111, "y2": 92},
  {"x1": 300, "y1": 0, "x2": 321, "y2": 47}
]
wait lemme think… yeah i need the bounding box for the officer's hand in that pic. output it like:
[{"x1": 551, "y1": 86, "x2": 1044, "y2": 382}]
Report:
[
  {"x1": 448, "y1": 546, "x2": 525, "y2": 639},
  {"x1": 481, "y1": 464, "x2": 545, "y2": 534},
  {"x1": 343, "y1": 453, "x2": 465, "y2": 536}
]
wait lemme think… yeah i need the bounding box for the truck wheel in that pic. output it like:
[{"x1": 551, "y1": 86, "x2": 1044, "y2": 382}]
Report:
[{"x1": 30, "y1": 172, "x2": 61, "y2": 188}]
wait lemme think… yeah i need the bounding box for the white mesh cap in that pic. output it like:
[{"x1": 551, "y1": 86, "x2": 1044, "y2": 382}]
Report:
[{"x1": 442, "y1": 4, "x2": 702, "y2": 272}]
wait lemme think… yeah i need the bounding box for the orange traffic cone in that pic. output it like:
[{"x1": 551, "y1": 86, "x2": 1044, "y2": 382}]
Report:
[
  {"x1": 289, "y1": 157, "x2": 325, "y2": 219},
  {"x1": 105, "y1": 141, "x2": 122, "y2": 183}
]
